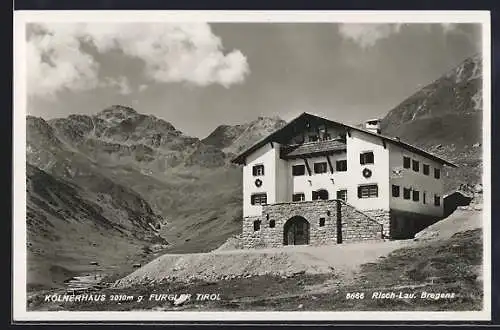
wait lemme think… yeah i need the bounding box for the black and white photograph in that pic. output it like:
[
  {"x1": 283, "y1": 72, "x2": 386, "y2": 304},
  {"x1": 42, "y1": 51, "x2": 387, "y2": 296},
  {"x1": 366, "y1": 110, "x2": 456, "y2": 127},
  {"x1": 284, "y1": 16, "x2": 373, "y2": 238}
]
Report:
[{"x1": 13, "y1": 10, "x2": 491, "y2": 321}]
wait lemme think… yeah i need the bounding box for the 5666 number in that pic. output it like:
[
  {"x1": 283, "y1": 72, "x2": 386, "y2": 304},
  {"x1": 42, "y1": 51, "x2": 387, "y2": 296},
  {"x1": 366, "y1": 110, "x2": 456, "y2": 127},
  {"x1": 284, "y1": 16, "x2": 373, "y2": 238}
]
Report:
[{"x1": 345, "y1": 292, "x2": 365, "y2": 299}]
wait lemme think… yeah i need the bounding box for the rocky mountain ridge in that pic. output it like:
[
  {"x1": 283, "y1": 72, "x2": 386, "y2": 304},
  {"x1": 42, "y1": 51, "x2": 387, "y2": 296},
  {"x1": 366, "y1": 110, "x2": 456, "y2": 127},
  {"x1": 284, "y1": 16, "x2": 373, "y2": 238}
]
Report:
[{"x1": 380, "y1": 53, "x2": 483, "y2": 191}]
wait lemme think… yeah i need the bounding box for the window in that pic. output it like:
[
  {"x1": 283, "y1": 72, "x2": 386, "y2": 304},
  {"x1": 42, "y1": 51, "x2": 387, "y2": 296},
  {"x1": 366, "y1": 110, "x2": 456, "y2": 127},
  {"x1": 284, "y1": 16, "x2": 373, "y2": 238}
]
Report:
[
  {"x1": 252, "y1": 164, "x2": 264, "y2": 176},
  {"x1": 392, "y1": 185, "x2": 400, "y2": 197},
  {"x1": 292, "y1": 164, "x2": 306, "y2": 176},
  {"x1": 269, "y1": 220, "x2": 275, "y2": 228},
  {"x1": 314, "y1": 162, "x2": 328, "y2": 174},
  {"x1": 434, "y1": 168, "x2": 441, "y2": 179},
  {"x1": 360, "y1": 151, "x2": 374, "y2": 165},
  {"x1": 423, "y1": 164, "x2": 430, "y2": 175},
  {"x1": 313, "y1": 189, "x2": 329, "y2": 200},
  {"x1": 253, "y1": 220, "x2": 261, "y2": 231},
  {"x1": 251, "y1": 193, "x2": 267, "y2": 205},
  {"x1": 292, "y1": 193, "x2": 305, "y2": 202},
  {"x1": 412, "y1": 190, "x2": 420, "y2": 202},
  {"x1": 403, "y1": 156, "x2": 411, "y2": 169},
  {"x1": 423, "y1": 192, "x2": 427, "y2": 204},
  {"x1": 434, "y1": 195, "x2": 441, "y2": 206},
  {"x1": 336, "y1": 160, "x2": 347, "y2": 172},
  {"x1": 358, "y1": 184, "x2": 378, "y2": 198},
  {"x1": 319, "y1": 218, "x2": 326, "y2": 227},
  {"x1": 412, "y1": 160, "x2": 420, "y2": 172},
  {"x1": 403, "y1": 188, "x2": 411, "y2": 200},
  {"x1": 336, "y1": 189, "x2": 347, "y2": 202}
]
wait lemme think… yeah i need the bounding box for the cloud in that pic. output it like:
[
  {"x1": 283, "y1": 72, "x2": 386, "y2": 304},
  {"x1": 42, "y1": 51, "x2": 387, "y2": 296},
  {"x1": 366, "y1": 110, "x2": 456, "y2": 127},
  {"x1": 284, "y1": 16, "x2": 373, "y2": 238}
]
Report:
[
  {"x1": 338, "y1": 23, "x2": 460, "y2": 48},
  {"x1": 138, "y1": 84, "x2": 148, "y2": 92},
  {"x1": 100, "y1": 76, "x2": 132, "y2": 95},
  {"x1": 338, "y1": 24, "x2": 403, "y2": 49},
  {"x1": 26, "y1": 24, "x2": 100, "y2": 98},
  {"x1": 26, "y1": 23, "x2": 250, "y2": 98}
]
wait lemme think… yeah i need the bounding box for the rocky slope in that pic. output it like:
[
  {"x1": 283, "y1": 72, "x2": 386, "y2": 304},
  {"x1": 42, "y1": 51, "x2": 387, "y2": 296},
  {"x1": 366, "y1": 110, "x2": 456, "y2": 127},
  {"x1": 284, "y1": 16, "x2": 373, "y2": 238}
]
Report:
[
  {"x1": 203, "y1": 116, "x2": 287, "y2": 156},
  {"x1": 26, "y1": 112, "x2": 169, "y2": 289},
  {"x1": 380, "y1": 53, "x2": 483, "y2": 191},
  {"x1": 26, "y1": 162, "x2": 167, "y2": 290}
]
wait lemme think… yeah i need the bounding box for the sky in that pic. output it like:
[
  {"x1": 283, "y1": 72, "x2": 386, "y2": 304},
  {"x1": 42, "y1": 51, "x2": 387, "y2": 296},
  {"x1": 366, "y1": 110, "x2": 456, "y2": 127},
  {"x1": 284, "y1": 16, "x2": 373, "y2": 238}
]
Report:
[{"x1": 25, "y1": 22, "x2": 481, "y2": 138}]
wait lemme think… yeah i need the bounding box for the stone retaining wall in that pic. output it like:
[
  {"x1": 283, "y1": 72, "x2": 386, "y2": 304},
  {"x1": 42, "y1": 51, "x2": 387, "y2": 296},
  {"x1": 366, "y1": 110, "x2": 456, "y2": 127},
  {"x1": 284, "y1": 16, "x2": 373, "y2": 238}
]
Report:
[{"x1": 241, "y1": 200, "x2": 387, "y2": 249}]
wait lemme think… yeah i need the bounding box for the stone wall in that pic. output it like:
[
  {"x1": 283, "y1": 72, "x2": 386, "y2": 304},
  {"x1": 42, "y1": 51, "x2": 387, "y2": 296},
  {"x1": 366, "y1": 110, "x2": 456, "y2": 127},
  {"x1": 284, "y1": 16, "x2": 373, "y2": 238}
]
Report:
[
  {"x1": 241, "y1": 200, "x2": 387, "y2": 249},
  {"x1": 341, "y1": 207, "x2": 386, "y2": 242}
]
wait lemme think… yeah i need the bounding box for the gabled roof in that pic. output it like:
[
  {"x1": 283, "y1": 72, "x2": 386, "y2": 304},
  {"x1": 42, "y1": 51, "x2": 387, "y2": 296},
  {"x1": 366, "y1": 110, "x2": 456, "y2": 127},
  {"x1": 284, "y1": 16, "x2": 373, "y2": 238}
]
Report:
[{"x1": 231, "y1": 112, "x2": 457, "y2": 168}]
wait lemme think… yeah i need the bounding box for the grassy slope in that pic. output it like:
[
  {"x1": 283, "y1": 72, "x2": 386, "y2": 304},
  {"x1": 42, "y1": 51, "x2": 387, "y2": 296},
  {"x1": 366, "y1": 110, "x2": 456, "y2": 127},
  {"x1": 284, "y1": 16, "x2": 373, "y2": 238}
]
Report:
[
  {"x1": 26, "y1": 164, "x2": 165, "y2": 290},
  {"x1": 99, "y1": 164, "x2": 243, "y2": 253}
]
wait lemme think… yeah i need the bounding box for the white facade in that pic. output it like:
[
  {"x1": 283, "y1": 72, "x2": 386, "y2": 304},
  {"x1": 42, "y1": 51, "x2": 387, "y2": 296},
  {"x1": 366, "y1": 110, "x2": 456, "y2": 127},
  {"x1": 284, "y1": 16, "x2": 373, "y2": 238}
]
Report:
[
  {"x1": 243, "y1": 143, "x2": 279, "y2": 217},
  {"x1": 239, "y1": 114, "x2": 450, "y2": 219},
  {"x1": 345, "y1": 130, "x2": 390, "y2": 211},
  {"x1": 388, "y1": 143, "x2": 444, "y2": 217}
]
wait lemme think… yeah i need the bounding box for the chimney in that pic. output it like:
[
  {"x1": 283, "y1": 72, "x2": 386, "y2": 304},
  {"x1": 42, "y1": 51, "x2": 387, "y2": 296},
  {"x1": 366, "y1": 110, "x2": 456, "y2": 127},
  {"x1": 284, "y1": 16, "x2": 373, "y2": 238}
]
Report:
[{"x1": 364, "y1": 119, "x2": 381, "y2": 134}]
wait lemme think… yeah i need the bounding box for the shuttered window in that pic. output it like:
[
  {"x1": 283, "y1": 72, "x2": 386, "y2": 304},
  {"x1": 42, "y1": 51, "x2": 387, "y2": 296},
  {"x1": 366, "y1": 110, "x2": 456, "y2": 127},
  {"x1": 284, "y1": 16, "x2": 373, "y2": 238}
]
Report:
[
  {"x1": 403, "y1": 156, "x2": 411, "y2": 168},
  {"x1": 403, "y1": 188, "x2": 411, "y2": 200},
  {"x1": 292, "y1": 193, "x2": 305, "y2": 202},
  {"x1": 336, "y1": 160, "x2": 347, "y2": 172},
  {"x1": 252, "y1": 164, "x2": 264, "y2": 176},
  {"x1": 412, "y1": 190, "x2": 420, "y2": 202},
  {"x1": 392, "y1": 185, "x2": 400, "y2": 197},
  {"x1": 251, "y1": 193, "x2": 267, "y2": 205},
  {"x1": 358, "y1": 184, "x2": 378, "y2": 198},
  {"x1": 360, "y1": 151, "x2": 374, "y2": 165},
  {"x1": 412, "y1": 160, "x2": 420, "y2": 172},
  {"x1": 423, "y1": 164, "x2": 430, "y2": 175},
  {"x1": 314, "y1": 162, "x2": 328, "y2": 174},
  {"x1": 292, "y1": 165, "x2": 305, "y2": 176},
  {"x1": 336, "y1": 189, "x2": 347, "y2": 202}
]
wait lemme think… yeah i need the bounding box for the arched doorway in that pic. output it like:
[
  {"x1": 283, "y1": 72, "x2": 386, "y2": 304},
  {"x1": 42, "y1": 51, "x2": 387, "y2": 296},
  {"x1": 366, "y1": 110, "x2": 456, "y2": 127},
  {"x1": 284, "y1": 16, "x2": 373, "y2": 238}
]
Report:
[{"x1": 283, "y1": 216, "x2": 310, "y2": 245}]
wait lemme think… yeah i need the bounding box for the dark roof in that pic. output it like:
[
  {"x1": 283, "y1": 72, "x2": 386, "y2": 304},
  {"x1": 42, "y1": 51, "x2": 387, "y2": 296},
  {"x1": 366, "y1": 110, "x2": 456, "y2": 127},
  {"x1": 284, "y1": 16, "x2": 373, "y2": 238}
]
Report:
[
  {"x1": 231, "y1": 112, "x2": 457, "y2": 168},
  {"x1": 281, "y1": 139, "x2": 346, "y2": 159}
]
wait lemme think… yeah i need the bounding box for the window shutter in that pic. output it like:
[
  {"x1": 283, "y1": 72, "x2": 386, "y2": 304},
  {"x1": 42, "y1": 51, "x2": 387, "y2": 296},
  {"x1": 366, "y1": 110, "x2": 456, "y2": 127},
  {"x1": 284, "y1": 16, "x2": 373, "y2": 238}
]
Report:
[
  {"x1": 357, "y1": 187, "x2": 362, "y2": 198},
  {"x1": 252, "y1": 166, "x2": 257, "y2": 176},
  {"x1": 360, "y1": 154, "x2": 364, "y2": 165}
]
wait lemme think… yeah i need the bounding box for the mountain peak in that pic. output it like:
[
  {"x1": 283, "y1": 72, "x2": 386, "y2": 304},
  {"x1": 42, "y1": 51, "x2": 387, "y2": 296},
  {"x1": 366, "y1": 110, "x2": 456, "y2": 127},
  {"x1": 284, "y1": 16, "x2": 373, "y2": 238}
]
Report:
[
  {"x1": 95, "y1": 105, "x2": 139, "y2": 122},
  {"x1": 99, "y1": 104, "x2": 138, "y2": 114},
  {"x1": 202, "y1": 116, "x2": 287, "y2": 153},
  {"x1": 381, "y1": 53, "x2": 483, "y2": 131},
  {"x1": 444, "y1": 53, "x2": 482, "y2": 84}
]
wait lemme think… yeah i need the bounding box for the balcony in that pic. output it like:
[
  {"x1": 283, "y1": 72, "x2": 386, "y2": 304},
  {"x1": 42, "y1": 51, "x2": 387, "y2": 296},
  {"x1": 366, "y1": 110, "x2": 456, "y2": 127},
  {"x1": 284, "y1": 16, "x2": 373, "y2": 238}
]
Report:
[{"x1": 280, "y1": 138, "x2": 347, "y2": 160}]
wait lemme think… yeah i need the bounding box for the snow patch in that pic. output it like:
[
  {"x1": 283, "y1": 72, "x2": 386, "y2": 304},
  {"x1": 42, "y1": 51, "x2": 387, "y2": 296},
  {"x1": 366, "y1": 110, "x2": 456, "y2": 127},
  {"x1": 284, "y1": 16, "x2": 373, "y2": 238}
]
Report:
[
  {"x1": 470, "y1": 59, "x2": 482, "y2": 80},
  {"x1": 454, "y1": 64, "x2": 466, "y2": 83},
  {"x1": 472, "y1": 90, "x2": 482, "y2": 111},
  {"x1": 411, "y1": 101, "x2": 427, "y2": 121}
]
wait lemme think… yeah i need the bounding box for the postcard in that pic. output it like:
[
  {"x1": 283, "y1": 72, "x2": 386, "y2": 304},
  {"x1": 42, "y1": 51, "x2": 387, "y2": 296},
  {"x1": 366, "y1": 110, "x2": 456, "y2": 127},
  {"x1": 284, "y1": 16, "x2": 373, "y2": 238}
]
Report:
[{"x1": 13, "y1": 10, "x2": 491, "y2": 322}]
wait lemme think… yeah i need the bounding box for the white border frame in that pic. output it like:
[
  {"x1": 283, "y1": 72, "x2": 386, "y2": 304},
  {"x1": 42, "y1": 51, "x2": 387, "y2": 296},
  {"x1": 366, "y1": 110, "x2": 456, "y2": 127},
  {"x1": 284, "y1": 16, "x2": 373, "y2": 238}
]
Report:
[{"x1": 13, "y1": 10, "x2": 492, "y2": 322}]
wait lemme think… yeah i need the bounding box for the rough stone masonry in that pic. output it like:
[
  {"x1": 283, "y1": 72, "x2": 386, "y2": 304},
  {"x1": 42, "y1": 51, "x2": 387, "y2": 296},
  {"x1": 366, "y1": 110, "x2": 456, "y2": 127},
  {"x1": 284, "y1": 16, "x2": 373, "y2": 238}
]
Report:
[{"x1": 241, "y1": 199, "x2": 389, "y2": 249}]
